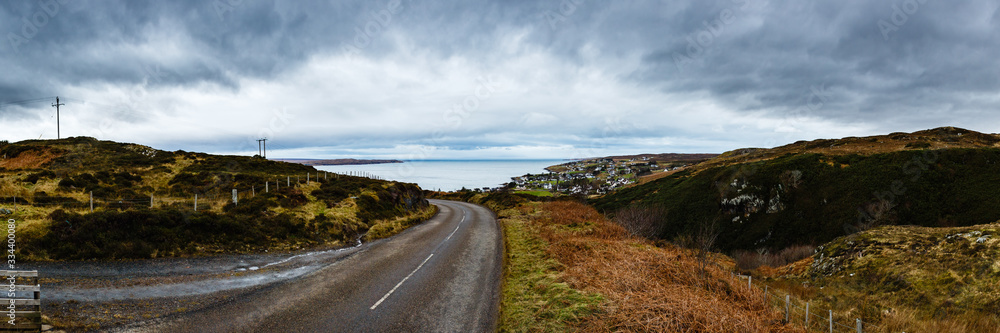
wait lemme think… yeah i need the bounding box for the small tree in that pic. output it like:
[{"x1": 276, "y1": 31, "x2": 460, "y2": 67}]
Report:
[
  {"x1": 612, "y1": 204, "x2": 666, "y2": 239},
  {"x1": 696, "y1": 218, "x2": 720, "y2": 284},
  {"x1": 857, "y1": 197, "x2": 895, "y2": 232}
]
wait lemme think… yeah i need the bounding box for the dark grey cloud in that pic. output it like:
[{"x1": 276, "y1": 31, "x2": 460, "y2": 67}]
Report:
[{"x1": 2, "y1": 0, "x2": 998, "y2": 158}]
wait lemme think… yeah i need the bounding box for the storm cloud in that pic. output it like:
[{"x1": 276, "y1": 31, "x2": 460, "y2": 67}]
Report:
[{"x1": 2, "y1": 0, "x2": 998, "y2": 159}]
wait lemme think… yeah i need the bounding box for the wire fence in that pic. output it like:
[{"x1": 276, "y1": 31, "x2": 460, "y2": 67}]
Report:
[
  {"x1": 0, "y1": 170, "x2": 380, "y2": 214},
  {"x1": 729, "y1": 272, "x2": 883, "y2": 333}
]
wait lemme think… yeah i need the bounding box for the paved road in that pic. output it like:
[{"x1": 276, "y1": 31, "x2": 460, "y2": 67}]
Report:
[{"x1": 122, "y1": 200, "x2": 502, "y2": 333}]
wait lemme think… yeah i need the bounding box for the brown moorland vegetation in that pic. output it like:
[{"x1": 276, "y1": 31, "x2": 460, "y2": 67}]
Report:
[
  {"x1": 513, "y1": 200, "x2": 801, "y2": 332},
  {"x1": 754, "y1": 223, "x2": 1000, "y2": 332},
  {"x1": 691, "y1": 126, "x2": 1000, "y2": 174},
  {"x1": 0, "y1": 137, "x2": 431, "y2": 260},
  {"x1": 614, "y1": 127, "x2": 999, "y2": 186},
  {"x1": 0, "y1": 145, "x2": 62, "y2": 169}
]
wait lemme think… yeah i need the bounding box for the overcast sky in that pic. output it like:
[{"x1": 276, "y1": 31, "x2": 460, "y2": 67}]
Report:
[{"x1": 1, "y1": 0, "x2": 998, "y2": 159}]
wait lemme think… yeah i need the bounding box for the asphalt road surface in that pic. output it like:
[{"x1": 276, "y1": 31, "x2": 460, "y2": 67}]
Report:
[{"x1": 122, "y1": 199, "x2": 502, "y2": 333}]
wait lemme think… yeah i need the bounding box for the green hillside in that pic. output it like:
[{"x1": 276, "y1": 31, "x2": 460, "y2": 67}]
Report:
[
  {"x1": 592, "y1": 128, "x2": 1000, "y2": 252},
  {"x1": 0, "y1": 137, "x2": 431, "y2": 260},
  {"x1": 753, "y1": 222, "x2": 1000, "y2": 331}
]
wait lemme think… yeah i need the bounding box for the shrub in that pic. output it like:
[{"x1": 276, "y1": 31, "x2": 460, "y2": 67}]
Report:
[
  {"x1": 32, "y1": 208, "x2": 321, "y2": 260},
  {"x1": 58, "y1": 173, "x2": 99, "y2": 191},
  {"x1": 734, "y1": 244, "x2": 816, "y2": 270},
  {"x1": 168, "y1": 171, "x2": 219, "y2": 196},
  {"x1": 0, "y1": 144, "x2": 43, "y2": 159},
  {"x1": 223, "y1": 193, "x2": 279, "y2": 215},
  {"x1": 277, "y1": 188, "x2": 309, "y2": 208},
  {"x1": 56, "y1": 171, "x2": 142, "y2": 198},
  {"x1": 24, "y1": 170, "x2": 55, "y2": 184},
  {"x1": 611, "y1": 204, "x2": 667, "y2": 239},
  {"x1": 31, "y1": 191, "x2": 80, "y2": 206},
  {"x1": 312, "y1": 176, "x2": 384, "y2": 206}
]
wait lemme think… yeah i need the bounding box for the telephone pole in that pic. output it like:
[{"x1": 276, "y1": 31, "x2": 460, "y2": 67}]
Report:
[{"x1": 52, "y1": 96, "x2": 64, "y2": 139}]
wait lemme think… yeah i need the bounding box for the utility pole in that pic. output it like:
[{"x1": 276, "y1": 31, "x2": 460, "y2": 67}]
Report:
[
  {"x1": 255, "y1": 138, "x2": 267, "y2": 158},
  {"x1": 256, "y1": 138, "x2": 267, "y2": 158},
  {"x1": 52, "y1": 97, "x2": 64, "y2": 139}
]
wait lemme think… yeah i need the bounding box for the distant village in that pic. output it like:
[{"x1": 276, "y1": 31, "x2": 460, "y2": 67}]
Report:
[
  {"x1": 451, "y1": 153, "x2": 717, "y2": 195},
  {"x1": 507, "y1": 156, "x2": 689, "y2": 196}
]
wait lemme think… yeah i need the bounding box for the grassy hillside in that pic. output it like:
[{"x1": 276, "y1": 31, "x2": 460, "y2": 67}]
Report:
[
  {"x1": 691, "y1": 126, "x2": 1000, "y2": 173},
  {"x1": 758, "y1": 223, "x2": 1000, "y2": 332},
  {"x1": 592, "y1": 127, "x2": 1000, "y2": 252},
  {"x1": 440, "y1": 193, "x2": 798, "y2": 332},
  {"x1": 0, "y1": 137, "x2": 431, "y2": 260}
]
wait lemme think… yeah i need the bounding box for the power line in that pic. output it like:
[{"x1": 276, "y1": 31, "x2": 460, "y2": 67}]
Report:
[
  {"x1": 0, "y1": 97, "x2": 57, "y2": 109},
  {"x1": 0, "y1": 96, "x2": 80, "y2": 139}
]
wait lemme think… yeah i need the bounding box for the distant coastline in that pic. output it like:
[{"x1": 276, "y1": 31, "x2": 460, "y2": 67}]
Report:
[{"x1": 275, "y1": 158, "x2": 404, "y2": 166}]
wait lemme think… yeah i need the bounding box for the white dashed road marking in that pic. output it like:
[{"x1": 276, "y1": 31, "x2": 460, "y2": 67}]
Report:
[
  {"x1": 370, "y1": 253, "x2": 434, "y2": 310},
  {"x1": 370, "y1": 209, "x2": 469, "y2": 310}
]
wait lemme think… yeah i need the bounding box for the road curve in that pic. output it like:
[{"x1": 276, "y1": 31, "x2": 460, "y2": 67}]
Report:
[{"x1": 120, "y1": 199, "x2": 502, "y2": 333}]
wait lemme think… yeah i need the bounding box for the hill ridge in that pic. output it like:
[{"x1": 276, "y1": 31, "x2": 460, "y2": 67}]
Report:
[{"x1": 592, "y1": 126, "x2": 1000, "y2": 253}]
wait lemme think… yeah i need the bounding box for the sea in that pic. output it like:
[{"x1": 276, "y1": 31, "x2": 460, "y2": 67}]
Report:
[{"x1": 314, "y1": 160, "x2": 564, "y2": 192}]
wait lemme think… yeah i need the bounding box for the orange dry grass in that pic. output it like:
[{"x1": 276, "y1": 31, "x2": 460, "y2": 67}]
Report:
[
  {"x1": 626, "y1": 166, "x2": 691, "y2": 189},
  {"x1": 0, "y1": 148, "x2": 60, "y2": 169},
  {"x1": 687, "y1": 127, "x2": 999, "y2": 176},
  {"x1": 533, "y1": 201, "x2": 801, "y2": 333},
  {"x1": 755, "y1": 257, "x2": 813, "y2": 278}
]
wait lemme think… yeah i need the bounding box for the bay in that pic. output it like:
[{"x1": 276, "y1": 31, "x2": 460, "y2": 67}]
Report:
[{"x1": 314, "y1": 160, "x2": 563, "y2": 192}]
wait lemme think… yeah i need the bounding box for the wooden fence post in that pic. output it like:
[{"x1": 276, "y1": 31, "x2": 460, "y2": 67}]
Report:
[
  {"x1": 232, "y1": 189, "x2": 238, "y2": 205},
  {"x1": 748, "y1": 275, "x2": 752, "y2": 289},
  {"x1": 265, "y1": 182, "x2": 269, "y2": 193},
  {"x1": 829, "y1": 310, "x2": 833, "y2": 333},
  {"x1": 89, "y1": 191, "x2": 93, "y2": 212},
  {"x1": 252, "y1": 186, "x2": 255, "y2": 197},
  {"x1": 194, "y1": 194, "x2": 198, "y2": 211},
  {"x1": 806, "y1": 302, "x2": 810, "y2": 327},
  {"x1": 287, "y1": 176, "x2": 290, "y2": 187},
  {"x1": 785, "y1": 294, "x2": 790, "y2": 323},
  {"x1": 856, "y1": 318, "x2": 862, "y2": 333}
]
